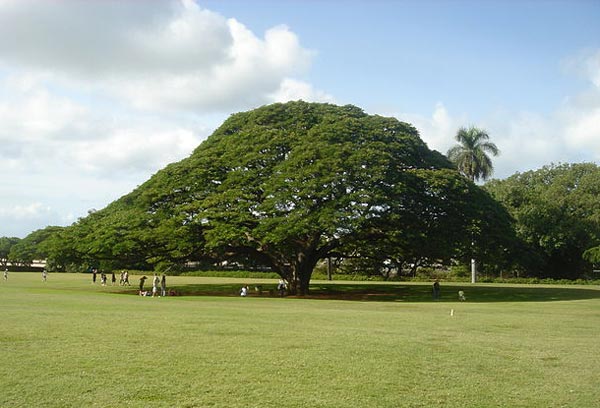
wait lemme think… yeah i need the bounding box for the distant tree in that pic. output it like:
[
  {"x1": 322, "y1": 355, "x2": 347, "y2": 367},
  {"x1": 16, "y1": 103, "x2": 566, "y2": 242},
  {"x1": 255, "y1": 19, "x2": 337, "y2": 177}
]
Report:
[
  {"x1": 0, "y1": 237, "x2": 21, "y2": 268},
  {"x1": 8, "y1": 227, "x2": 64, "y2": 268},
  {"x1": 486, "y1": 163, "x2": 600, "y2": 279},
  {"x1": 447, "y1": 126, "x2": 499, "y2": 183}
]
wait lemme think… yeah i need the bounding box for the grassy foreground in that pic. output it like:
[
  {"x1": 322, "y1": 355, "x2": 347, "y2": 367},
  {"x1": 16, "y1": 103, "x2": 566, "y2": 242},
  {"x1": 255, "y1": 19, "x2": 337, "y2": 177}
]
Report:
[{"x1": 1, "y1": 273, "x2": 599, "y2": 407}]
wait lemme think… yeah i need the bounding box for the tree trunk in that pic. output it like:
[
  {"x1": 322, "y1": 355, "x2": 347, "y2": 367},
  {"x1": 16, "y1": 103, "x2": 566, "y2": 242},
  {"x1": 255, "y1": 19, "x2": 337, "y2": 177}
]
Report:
[
  {"x1": 470, "y1": 233, "x2": 477, "y2": 283},
  {"x1": 290, "y1": 249, "x2": 319, "y2": 296},
  {"x1": 298, "y1": 273, "x2": 311, "y2": 295}
]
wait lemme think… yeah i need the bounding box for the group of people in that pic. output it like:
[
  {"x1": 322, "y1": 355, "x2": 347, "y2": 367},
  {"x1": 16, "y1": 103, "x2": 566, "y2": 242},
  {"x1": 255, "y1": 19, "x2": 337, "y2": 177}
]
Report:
[
  {"x1": 139, "y1": 273, "x2": 167, "y2": 297},
  {"x1": 91, "y1": 268, "x2": 115, "y2": 286},
  {"x1": 118, "y1": 270, "x2": 131, "y2": 286},
  {"x1": 90, "y1": 269, "x2": 133, "y2": 286},
  {"x1": 240, "y1": 279, "x2": 288, "y2": 297},
  {"x1": 88, "y1": 268, "x2": 168, "y2": 297},
  {"x1": 4, "y1": 268, "x2": 468, "y2": 302}
]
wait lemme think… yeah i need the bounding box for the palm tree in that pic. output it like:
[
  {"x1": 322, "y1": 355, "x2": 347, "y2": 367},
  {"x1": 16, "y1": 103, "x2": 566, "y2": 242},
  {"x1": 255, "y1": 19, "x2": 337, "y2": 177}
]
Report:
[
  {"x1": 447, "y1": 126, "x2": 499, "y2": 183},
  {"x1": 447, "y1": 126, "x2": 499, "y2": 283}
]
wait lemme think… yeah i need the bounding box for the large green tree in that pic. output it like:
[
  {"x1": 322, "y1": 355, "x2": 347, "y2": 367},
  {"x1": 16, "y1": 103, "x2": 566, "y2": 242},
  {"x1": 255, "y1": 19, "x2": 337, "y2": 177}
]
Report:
[
  {"x1": 59, "y1": 102, "x2": 514, "y2": 294},
  {"x1": 447, "y1": 126, "x2": 499, "y2": 183},
  {"x1": 485, "y1": 163, "x2": 600, "y2": 279}
]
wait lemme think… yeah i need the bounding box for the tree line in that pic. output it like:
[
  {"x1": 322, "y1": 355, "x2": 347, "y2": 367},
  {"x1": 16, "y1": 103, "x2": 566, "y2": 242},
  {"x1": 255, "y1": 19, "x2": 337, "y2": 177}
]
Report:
[{"x1": 3, "y1": 102, "x2": 599, "y2": 292}]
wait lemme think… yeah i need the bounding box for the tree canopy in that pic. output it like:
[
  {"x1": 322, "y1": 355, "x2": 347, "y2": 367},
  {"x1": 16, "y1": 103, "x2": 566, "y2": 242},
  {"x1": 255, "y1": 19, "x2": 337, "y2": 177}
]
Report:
[
  {"x1": 7, "y1": 227, "x2": 64, "y2": 269},
  {"x1": 485, "y1": 163, "x2": 600, "y2": 279},
  {"x1": 40, "y1": 102, "x2": 514, "y2": 293}
]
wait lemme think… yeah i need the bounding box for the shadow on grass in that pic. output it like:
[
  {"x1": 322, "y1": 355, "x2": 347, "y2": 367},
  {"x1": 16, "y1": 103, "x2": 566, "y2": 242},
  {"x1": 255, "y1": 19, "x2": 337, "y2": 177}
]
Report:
[{"x1": 119, "y1": 282, "x2": 600, "y2": 303}]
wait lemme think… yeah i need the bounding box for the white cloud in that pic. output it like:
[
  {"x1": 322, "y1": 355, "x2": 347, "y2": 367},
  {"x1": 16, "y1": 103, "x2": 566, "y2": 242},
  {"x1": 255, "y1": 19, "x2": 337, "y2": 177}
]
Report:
[
  {"x1": 559, "y1": 56, "x2": 600, "y2": 159},
  {"x1": 0, "y1": 203, "x2": 50, "y2": 220},
  {"x1": 0, "y1": 0, "x2": 319, "y2": 112},
  {"x1": 271, "y1": 78, "x2": 335, "y2": 103},
  {"x1": 562, "y1": 49, "x2": 600, "y2": 88},
  {"x1": 0, "y1": 73, "x2": 209, "y2": 176},
  {"x1": 563, "y1": 107, "x2": 600, "y2": 157},
  {"x1": 488, "y1": 110, "x2": 564, "y2": 178},
  {"x1": 391, "y1": 103, "x2": 466, "y2": 156},
  {"x1": 0, "y1": 202, "x2": 77, "y2": 237},
  {"x1": 0, "y1": 0, "x2": 230, "y2": 77},
  {"x1": 0, "y1": 91, "x2": 86, "y2": 141},
  {"x1": 67, "y1": 127, "x2": 202, "y2": 175}
]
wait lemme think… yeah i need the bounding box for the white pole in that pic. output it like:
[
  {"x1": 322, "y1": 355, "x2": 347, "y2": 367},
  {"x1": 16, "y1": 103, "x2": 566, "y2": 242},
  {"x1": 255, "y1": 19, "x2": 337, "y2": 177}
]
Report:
[{"x1": 471, "y1": 258, "x2": 477, "y2": 283}]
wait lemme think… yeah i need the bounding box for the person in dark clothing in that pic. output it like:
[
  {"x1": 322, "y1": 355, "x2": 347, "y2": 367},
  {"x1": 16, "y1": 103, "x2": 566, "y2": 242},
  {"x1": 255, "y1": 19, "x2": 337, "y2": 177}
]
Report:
[
  {"x1": 160, "y1": 274, "x2": 167, "y2": 297},
  {"x1": 432, "y1": 280, "x2": 441, "y2": 300},
  {"x1": 139, "y1": 276, "x2": 147, "y2": 294}
]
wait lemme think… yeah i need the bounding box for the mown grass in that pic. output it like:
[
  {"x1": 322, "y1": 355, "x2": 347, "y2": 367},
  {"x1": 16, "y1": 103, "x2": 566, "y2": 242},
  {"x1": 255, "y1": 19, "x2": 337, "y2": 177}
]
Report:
[{"x1": 1, "y1": 273, "x2": 599, "y2": 407}]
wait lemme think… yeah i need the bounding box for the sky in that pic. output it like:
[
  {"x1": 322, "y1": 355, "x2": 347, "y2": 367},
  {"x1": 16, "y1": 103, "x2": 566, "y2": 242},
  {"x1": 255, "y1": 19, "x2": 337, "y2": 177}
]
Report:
[{"x1": 1, "y1": 0, "x2": 599, "y2": 238}]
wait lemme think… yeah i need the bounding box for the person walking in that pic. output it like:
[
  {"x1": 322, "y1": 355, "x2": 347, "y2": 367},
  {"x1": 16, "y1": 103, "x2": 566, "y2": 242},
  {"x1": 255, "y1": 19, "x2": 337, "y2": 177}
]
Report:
[
  {"x1": 3, "y1": 268, "x2": 8, "y2": 281},
  {"x1": 42, "y1": 269, "x2": 48, "y2": 282},
  {"x1": 160, "y1": 274, "x2": 167, "y2": 297}
]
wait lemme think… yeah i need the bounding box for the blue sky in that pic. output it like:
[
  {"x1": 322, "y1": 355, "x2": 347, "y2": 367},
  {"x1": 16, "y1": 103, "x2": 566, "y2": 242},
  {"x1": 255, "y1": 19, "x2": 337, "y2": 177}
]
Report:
[
  {"x1": 203, "y1": 0, "x2": 599, "y2": 114},
  {"x1": 1, "y1": 0, "x2": 599, "y2": 238}
]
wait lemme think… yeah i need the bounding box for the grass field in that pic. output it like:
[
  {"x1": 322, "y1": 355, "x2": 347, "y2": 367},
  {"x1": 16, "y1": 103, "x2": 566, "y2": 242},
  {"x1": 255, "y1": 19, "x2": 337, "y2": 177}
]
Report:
[{"x1": 1, "y1": 272, "x2": 599, "y2": 407}]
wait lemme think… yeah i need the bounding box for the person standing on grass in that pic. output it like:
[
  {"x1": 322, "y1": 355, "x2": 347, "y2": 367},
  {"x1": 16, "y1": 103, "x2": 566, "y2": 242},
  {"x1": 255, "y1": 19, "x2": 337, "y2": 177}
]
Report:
[
  {"x1": 42, "y1": 269, "x2": 47, "y2": 282},
  {"x1": 277, "y1": 279, "x2": 286, "y2": 297},
  {"x1": 139, "y1": 276, "x2": 147, "y2": 294},
  {"x1": 111, "y1": 271, "x2": 116, "y2": 285},
  {"x1": 123, "y1": 270, "x2": 130, "y2": 286},
  {"x1": 432, "y1": 280, "x2": 440, "y2": 300},
  {"x1": 92, "y1": 268, "x2": 97, "y2": 284},
  {"x1": 3, "y1": 268, "x2": 7, "y2": 281},
  {"x1": 152, "y1": 274, "x2": 160, "y2": 297},
  {"x1": 160, "y1": 274, "x2": 167, "y2": 297}
]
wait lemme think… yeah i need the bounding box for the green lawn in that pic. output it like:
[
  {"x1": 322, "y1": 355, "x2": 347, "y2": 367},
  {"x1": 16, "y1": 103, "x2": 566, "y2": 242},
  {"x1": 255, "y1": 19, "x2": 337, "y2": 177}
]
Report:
[{"x1": 1, "y1": 273, "x2": 599, "y2": 407}]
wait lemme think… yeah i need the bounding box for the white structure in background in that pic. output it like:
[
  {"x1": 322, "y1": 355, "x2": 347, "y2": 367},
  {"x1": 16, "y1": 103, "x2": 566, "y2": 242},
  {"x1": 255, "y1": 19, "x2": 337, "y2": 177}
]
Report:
[{"x1": 5, "y1": 259, "x2": 47, "y2": 269}]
